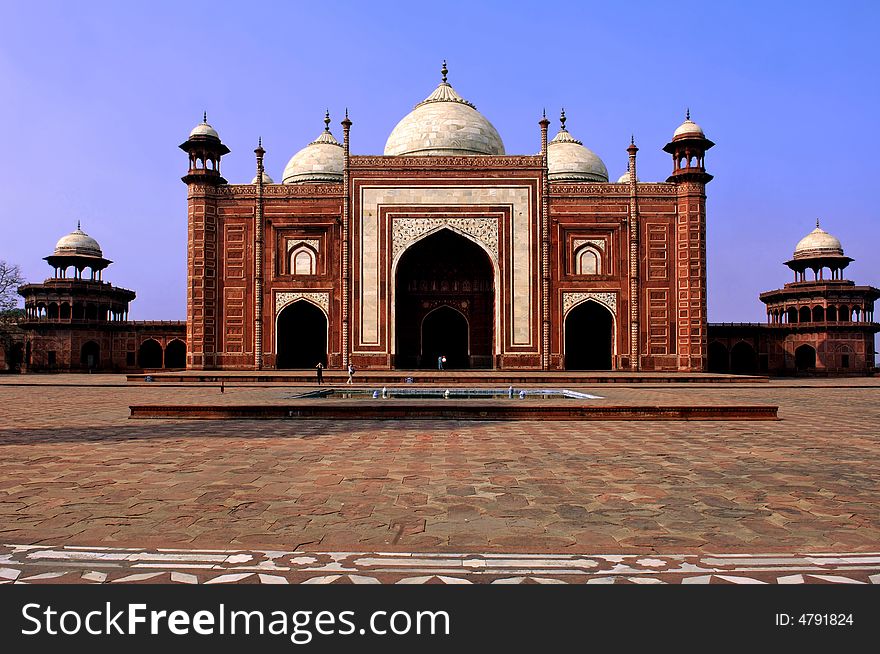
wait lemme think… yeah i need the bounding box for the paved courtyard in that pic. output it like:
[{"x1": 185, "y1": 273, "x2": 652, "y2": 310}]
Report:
[{"x1": 1, "y1": 375, "x2": 878, "y2": 583}]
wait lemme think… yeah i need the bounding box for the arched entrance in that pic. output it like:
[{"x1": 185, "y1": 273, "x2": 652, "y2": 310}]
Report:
[
  {"x1": 730, "y1": 341, "x2": 757, "y2": 375},
  {"x1": 276, "y1": 300, "x2": 327, "y2": 369},
  {"x1": 395, "y1": 229, "x2": 494, "y2": 369},
  {"x1": 564, "y1": 301, "x2": 614, "y2": 370},
  {"x1": 164, "y1": 339, "x2": 186, "y2": 369},
  {"x1": 138, "y1": 339, "x2": 163, "y2": 369},
  {"x1": 707, "y1": 341, "x2": 729, "y2": 373},
  {"x1": 795, "y1": 344, "x2": 816, "y2": 372},
  {"x1": 421, "y1": 306, "x2": 469, "y2": 369},
  {"x1": 81, "y1": 341, "x2": 100, "y2": 370}
]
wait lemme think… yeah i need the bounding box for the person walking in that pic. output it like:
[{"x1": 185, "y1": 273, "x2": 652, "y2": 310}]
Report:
[
  {"x1": 346, "y1": 362, "x2": 355, "y2": 384},
  {"x1": 315, "y1": 361, "x2": 324, "y2": 384}
]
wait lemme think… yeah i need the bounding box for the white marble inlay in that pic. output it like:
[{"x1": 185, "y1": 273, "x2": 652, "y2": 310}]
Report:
[
  {"x1": 360, "y1": 185, "x2": 533, "y2": 349},
  {"x1": 275, "y1": 291, "x2": 330, "y2": 316},
  {"x1": 562, "y1": 291, "x2": 617, "y2": 316}
]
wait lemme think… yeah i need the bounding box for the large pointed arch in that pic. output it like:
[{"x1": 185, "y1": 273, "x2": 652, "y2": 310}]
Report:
[{"x1": 393, "y1": 228, "x2": 496, "y2": 369}]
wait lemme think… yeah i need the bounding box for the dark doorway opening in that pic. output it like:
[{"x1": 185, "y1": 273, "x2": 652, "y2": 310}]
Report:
[
  {"x1": 277, "y1": 300, "x2": 327, "y2": 369},
  {"x1": 395, "y1": 229, "x2": 494, "y2": 369},
  {"x1": 81, "y1": 341, "x2": 100, "y2": 370},
  {"x1": 730, "y1": 341, "x2": 757, "y2": 375},
  {"x1": 164, "y1": 339, "x2": 186, "y2": 369},
  {"x1": 421, "y1": 306, "x2": 469, "y2": 369},
  {"x1": 794, "y1": 344, "x2": 816, "y2": 372},
  {"x1": 564, "y1": 301, "x2": 613, "y2": 370},
  {"x1": 138, "y1": 339, "x2": 163, "y2": 369},
  {"x1": 707, "y1": 341, "x2": 729, "y2": 373}
]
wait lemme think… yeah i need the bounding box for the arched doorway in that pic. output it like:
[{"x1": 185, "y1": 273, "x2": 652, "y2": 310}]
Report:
[
  {"x1": 421, "y1": 306, "x2": 469, "y2": 369},
  {"x1": 138, "y1": 339, "x2": 163, "y2": 369},
  {"x1": 164, "y1": 340, "x2": 186, "y2": 369},
  {"x1": 564, "y1": 301, "x2": 614, "y2": 370},
  {"x1": 395, "y1": 229, "x2": 494, "y2": 369},
  {"x1": 707, "y1": 341, "x2": 729, "y2": 373},
  {"x1": 730, "y1": 341, "x2": 757, "y2": 375},
  {"x1": 794, "y1": 344, "x2": 816, "y2": 372},
  {"x1": 276, "y1": 300, "x2": 327, "y2": 369},
  {"x1": 81, "y1": 341, "x2": 100, "y2": 370}
]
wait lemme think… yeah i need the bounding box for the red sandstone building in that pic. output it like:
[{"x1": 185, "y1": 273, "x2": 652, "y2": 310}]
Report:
[
  {"x1": 14, "y1": 225, "x2": 185, "y2": 372},
  {"x1": 181, "y1": 65, "x2": 715, "y2": 372}
]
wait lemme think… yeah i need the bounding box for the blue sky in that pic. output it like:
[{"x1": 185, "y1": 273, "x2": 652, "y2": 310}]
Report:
[{"x1": 1, "y1": 0, "x2": 877, "y2": 321}]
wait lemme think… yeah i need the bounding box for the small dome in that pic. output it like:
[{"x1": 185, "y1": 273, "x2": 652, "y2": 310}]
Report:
[
  {"x1": 282, "y1": 113, "x2": 343, "y2": 184},
  {"x1": 616, "y1": 170, "x2": 639, "y2": 184},
  {"x1": 547, "y1": 111, "x2": 607, "y2": 182},
  {"x1": 793, "y1": 223, "x2": 844, "y2": 259},
  {"x1": 384, "y1": 62, "x2": 505, "y2": 156},
  {"x1": 251, "y1": 171, "x2": 274, "y2": 184},
  {"x1": 672, "y1": 110, "x2": 705, "y2": 140},
  {"x1": 54, "y1": 224, "x2": 102, "y2": 258},
  {"x1": 189, "y1": 113, "x2": 220, "y2": 139}
]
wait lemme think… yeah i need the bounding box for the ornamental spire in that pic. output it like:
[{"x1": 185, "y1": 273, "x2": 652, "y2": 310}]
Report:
[
  {"x1": 324, "y1": 109, "x2": 331, "y2": 132},
  {"x1": 686, "y1": 108, "x2": 690, "y2": 121},
  {"x1": 441, "y1": 59, "x2": 448, "y2": 84},
  {"x1": 560, "y1": 108, "x2": 567, "y2": 131},
  {"x1": 203, "y1": 111, "x2": 208, "y2": 123}
]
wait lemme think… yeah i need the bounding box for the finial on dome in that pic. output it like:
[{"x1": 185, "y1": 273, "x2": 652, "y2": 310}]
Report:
[
  {"x1": 686, "y1": 108, "x2": 690, "y2": 121},
  {"x1": 441, "y1": 60, "x2": 448, "y2": 84},
  {"x1": 258, "y1": 136, "x2": 262, "y2": 147},
  {"x1": 543, "y1": 108, "x2": 546, "y2": 119},
  {"x1": 816, "y1": 218, "x2": 820, "y2": 228},
  {"x1": 324, "y1": 109, "x2": 331, "y2": 132},
  {"x1": 77, "y1": 220, "x2": 81, "y2": 231},
  {"x1": 560, "y1": 108, "x2": 567, "y2": 131},
  {"x1": 631, "y1": 134, "x2": 635, "y2": 145},
  {"x1": 203, "y1": 111, "x2": 208, "y2": 124}
]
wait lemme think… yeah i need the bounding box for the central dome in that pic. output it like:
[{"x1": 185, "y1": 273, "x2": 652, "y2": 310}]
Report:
[{"x1": 384, "y1": 63, "x2": 505, "y2": 157}]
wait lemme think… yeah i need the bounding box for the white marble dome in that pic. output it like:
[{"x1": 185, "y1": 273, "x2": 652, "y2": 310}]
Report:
[
  {"x1": 616, "y1": 170, "x2": 639, "y2": 184},
  {"x1": 282, "y1": 117, "x2": 344, "y2": 185},
  {"x1": 384, "y1": 65, "x2": 504, "y2": 157},
  {"x1": 793, "y1": 224, "x2": 844, "y2": 259},
  {"x1": 54, "y1": 224, "x2": 102, "y2": 257},
  {"x1": 251, "y1": 171, "x2": 274, "y2": 184},
  {"x1": 547, "y1": 115, "x2": 607, "y2": 182},
  {"x1": 189, "y1": 114, "x2": 220, "y2": 139},
  {"x1": 672, "y1": 110, "x2": 705, "y2": 140}
]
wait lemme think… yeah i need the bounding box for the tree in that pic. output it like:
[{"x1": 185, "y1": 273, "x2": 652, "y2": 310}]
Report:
[{"x1": 0, "y1": 260, "x2": 25, "y2": 313}]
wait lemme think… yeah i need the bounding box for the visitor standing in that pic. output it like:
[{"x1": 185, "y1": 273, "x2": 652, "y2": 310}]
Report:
[
  {"x1": 315, "y1": 361, "x2": 324, "y2": 384},
  {"x1": 438, "y1": 355, "x2": 446, "y2": 370},
  {"x1": 347, "y1": 362, "x2": 355, "y2": 384}
]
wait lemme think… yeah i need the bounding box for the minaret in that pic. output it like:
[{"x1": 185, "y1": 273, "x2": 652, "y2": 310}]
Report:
[
  {"x1": 663, "y1": 110, "x2": 714, "y2": 372},
  {"x1": 179, "y1": 114, "x2": 230, "y2": 369},
  {"x1": 627, "y1": 136, "x2": 640, "y2": 370},
  {"x1": 341, "y1": 109, "x2": 352, "y2": 369},
  {"x1": 254, "y1": 138, "x2": 265, "y2": 370},
  {"x1": 539, "y1": 109, "x2": 550, "y2": 369}
]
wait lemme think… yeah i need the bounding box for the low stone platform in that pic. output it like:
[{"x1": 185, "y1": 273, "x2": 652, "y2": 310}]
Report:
[
  {"x1": 129, "y1": 401, "x2": 778, "y2": 421},
  {"x1": 128, "y1": 370, "x2": 768, "y2": 385}
]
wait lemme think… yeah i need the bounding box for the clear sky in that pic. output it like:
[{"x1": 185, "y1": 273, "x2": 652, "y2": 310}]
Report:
[{"x1": 1, "y1": 0, "x2": 877, "y2": 322}]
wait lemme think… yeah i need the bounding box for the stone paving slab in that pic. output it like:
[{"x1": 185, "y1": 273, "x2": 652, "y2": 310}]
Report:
[{"x1": 0, "y1": 377, "x2": 878, "y2": 560}]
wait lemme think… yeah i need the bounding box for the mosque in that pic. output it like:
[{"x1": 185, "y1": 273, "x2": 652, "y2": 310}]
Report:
[{"x1": 6, "y1": 64, "x2": 877, "y2": 375}]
